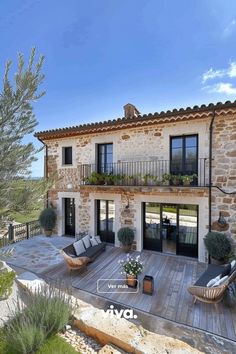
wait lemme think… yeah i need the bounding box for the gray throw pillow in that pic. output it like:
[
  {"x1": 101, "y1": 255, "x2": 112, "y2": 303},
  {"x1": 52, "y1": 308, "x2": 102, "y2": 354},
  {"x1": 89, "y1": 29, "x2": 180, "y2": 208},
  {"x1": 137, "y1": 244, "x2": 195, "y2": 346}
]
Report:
[
  {"x1": 73, "y1": 240, "x2": 86, "y2": 256},
  {"x1": 82, "y1": 234, "x2": 91, "y2": 249}
]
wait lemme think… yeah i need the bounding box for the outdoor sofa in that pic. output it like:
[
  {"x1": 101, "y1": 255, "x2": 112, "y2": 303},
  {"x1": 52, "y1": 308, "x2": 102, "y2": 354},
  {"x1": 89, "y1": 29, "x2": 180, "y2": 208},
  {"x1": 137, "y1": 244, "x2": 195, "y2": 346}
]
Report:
[
  {"x1": 61, "y1": 235, "x2": 106, "y2": 272},
  {"x1": 188, "y1": 261, "x2": 236, "y2": 308}
]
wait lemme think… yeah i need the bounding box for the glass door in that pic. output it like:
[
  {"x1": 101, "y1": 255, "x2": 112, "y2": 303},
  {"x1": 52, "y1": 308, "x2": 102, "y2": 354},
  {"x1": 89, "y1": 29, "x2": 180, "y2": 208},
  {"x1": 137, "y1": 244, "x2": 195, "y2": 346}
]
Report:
[
  {"x1": 177, "y1": 205, "x2": 198, "y2": 257},
  {"x1": 143, "y1": 203, "x2": 162, "y2": 251},
  {"x1": 143, "y1": 202, "x2": 198, "y2": 258},
  {"x1": 161, "y1": 204, "x2": 177, "y2": 254},
  {"x1": 97, "y1": 200, "x2": 115, "y2": 243},
  {"x1": 64, "y1": 198, "x2": 75, "y2": 236}
]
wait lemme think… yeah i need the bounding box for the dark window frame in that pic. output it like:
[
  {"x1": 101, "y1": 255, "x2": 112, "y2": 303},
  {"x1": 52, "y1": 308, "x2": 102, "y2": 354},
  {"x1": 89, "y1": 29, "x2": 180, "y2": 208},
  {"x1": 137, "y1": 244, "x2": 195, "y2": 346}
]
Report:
[
  {"x1": 170, "y1": 134, "x2": 198, "y2": 175},
  {"x1": 62, "y1": 146, "x2": 73, "y2": 165},
  {"x1": 97, "y1": 143, "x2": 113, "y2": 173}
]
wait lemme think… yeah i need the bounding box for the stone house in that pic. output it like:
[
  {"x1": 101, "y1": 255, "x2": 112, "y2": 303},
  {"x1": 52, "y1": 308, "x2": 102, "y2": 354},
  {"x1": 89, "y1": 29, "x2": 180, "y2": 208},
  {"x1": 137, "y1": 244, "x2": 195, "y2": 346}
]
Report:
[{"x1": 35, "y1": 101, "x2": 236, "y2": 263}]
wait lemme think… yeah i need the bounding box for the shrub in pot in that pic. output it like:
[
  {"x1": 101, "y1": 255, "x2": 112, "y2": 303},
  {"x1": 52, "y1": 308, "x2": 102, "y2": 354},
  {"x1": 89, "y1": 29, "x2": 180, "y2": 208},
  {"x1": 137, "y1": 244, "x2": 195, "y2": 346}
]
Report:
[
  {"x1": 39, "y1": 208, "x2": 57, "y2": 236},
  {"x1": 181, "y1": 174, "x2": 198, "y2": 186},
  {"x1": 118, "y1": 227, "x2": 134, "y2": 252},
  {"x1": 162, "y1": 173, "x2": 171, "y2": 186},
  {"x1": 204, "y1": 231, "x2": 232, "y2": 264},
  {"x1": 171, "y1": 174, "x2": 181, "y2": 186}
]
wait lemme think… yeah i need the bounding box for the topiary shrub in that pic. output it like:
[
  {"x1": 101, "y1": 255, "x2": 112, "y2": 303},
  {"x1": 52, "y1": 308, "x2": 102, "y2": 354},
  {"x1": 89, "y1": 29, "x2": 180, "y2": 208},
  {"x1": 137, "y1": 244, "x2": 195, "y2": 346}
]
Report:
[
  {"x1": 204, "y1": 232, "x2": 232, "y2": 262},
  {"x1": 118, "y1": 227, "x2": 134, "y2": 252},
  {"x1": 39, "y1": 208, "x2": 57, "y2": 236}
]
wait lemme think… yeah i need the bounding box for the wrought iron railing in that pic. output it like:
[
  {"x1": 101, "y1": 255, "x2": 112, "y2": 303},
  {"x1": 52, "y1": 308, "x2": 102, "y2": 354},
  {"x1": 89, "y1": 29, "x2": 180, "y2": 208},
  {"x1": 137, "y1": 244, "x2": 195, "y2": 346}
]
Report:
[
  {"x1": 0, "y1": 220, "x2": 42, "y2": 249},
  {"x1": 80, "y1": 158, "x2": 209, "y2": 187}
]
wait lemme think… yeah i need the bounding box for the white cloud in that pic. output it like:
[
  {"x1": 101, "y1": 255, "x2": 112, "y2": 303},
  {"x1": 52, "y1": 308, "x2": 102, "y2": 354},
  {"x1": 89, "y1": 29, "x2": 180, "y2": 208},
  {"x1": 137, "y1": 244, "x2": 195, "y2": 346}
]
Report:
[
  {"x1": 214, "y1": 83, "x2": 236, "y2": 95},
  {"x1": 202, "y1": 61, "x2": 236, "y2": 83},
  {"x1": 203, "y1": 82, "x2": 236, "y2": 95},
  {"x1": 202, "y1": 68, "x2": 225, "y2": 83},
  {"x1": 228, "y1": 62, "x2": 236, "y2": 78},
  {"x1": 223, "y1": 19, "x2": 236, "y2": 38}
]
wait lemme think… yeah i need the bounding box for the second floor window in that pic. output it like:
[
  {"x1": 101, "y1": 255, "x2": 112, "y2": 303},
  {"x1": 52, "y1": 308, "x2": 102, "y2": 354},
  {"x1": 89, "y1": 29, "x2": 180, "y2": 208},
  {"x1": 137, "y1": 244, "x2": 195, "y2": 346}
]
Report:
[
  {"x1": 170, "y1": 135, "x2": 198, "y2": 175},
  {"x1": 62, "y1": 146, "x2": 72, "y2": 165},
  {"x1": 97, "y1": 143, "x2": 113, "y2": 173}
]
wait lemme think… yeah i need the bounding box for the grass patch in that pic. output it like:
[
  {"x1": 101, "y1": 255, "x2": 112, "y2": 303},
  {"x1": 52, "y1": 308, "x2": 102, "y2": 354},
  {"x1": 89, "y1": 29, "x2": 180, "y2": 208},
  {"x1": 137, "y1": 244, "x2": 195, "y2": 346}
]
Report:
[
  {"x1": 10, "y1": 209, "x2": 42, "y2": 223},
  {"x1": 0, "y1": 331, "x2": 80, "y2": 354},
  {"x1": 36, "y1": 335, "x2": 80, "y2": 354}
]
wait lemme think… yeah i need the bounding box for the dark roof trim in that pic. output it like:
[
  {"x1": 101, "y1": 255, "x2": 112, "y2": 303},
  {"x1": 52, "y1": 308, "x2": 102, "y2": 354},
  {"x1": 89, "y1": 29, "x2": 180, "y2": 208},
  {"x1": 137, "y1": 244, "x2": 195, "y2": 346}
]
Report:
[{"x1": 35, "y1": 100, "x2": 236, "y2": 140}]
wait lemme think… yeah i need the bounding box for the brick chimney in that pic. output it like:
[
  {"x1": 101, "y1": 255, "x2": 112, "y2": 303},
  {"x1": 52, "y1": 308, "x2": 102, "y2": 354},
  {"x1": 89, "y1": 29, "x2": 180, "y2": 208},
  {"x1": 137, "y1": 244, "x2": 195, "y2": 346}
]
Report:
[{"x1": 123, "y1": 103, "x2": 140, "y2": 118}]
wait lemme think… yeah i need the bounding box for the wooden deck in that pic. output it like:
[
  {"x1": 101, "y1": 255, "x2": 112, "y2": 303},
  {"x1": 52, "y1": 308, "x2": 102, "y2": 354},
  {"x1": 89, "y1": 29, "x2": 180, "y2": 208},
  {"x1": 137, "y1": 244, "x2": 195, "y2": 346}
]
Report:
[{"x1": 43, "y1": 246, "x2": 236, "y2": 341}]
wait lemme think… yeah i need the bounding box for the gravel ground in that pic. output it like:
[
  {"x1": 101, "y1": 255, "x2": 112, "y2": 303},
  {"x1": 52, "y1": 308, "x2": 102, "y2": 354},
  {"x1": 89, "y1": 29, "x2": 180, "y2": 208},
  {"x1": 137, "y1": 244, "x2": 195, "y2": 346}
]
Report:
[{"x1": 59, "y1": 327, "x2": 102, "y2": 354}]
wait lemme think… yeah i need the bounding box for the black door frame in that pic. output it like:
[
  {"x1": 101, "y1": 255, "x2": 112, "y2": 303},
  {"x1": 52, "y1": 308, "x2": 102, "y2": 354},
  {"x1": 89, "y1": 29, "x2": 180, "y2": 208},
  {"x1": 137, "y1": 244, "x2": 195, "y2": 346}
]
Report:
[
  {"x1": 97, "y1": 199, "x2": 115, "y2": 244},
  {"x1": 143, "y1": 202, "x2": 198, "y2": 258},
  {"x1": 143, "y1": 203, "x2": 162, "y2": 252},
  {"x1": 64, "y1": 198, "x2": 75, "y2": 236},
  {"x1": 170, "y1": 134, "x2": 198, "y2": 175}
]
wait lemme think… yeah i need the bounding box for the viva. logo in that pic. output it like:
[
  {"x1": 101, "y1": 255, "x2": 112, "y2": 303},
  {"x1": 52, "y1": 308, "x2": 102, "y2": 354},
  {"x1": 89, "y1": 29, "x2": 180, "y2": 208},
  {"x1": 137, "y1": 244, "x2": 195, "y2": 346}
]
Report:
[{"x1": 103, "y1": 305, "x2": 138, "y2": 319}]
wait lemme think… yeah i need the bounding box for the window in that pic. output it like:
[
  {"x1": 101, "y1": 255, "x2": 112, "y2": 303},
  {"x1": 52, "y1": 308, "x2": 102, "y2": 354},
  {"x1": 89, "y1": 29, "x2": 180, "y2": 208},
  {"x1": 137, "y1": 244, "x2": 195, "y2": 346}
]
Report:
[
  {"x1": 97, "y1": 143, "x2": 113, "y2": 173},
  {"x1": 170, "y1": 135, "x2": 198, "y2": 175},
  {"x1": 62, "y1": 146, "x2": 72, "y2": 165}
]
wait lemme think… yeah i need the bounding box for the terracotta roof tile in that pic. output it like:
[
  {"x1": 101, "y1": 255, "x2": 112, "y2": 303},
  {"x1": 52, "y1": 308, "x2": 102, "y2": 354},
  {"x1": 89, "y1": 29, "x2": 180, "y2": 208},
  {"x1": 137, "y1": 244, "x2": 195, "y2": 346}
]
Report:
[{"x1": 35, "y1": 100, "x2": 236, "y2": 140}]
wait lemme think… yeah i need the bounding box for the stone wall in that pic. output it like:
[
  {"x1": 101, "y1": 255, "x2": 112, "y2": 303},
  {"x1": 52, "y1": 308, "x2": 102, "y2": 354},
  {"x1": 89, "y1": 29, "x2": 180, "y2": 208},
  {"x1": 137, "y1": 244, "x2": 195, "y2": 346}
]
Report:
[
  {"x1": 44, "y1": 112, "x2": 236, "y2": 257},
  {"x1": 45, "y1": 117, "x2": 210, "y2": 206},
  {"x1": 211, "y1": 112, "x2": 236, "y2": 242}
]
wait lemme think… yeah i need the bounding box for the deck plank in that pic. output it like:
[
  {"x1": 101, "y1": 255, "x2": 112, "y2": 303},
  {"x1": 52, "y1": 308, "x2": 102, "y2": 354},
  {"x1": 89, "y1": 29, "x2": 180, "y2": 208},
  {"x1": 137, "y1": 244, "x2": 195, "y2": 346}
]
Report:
[{"x1": 42, "y1": 246, "x2": 236, "y2": 341}]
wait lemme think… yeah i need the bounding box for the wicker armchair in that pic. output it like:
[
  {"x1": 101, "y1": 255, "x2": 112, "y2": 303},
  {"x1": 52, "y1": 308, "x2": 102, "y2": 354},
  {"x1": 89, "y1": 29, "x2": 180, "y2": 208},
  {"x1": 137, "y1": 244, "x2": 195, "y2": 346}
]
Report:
[
  {"x1": 61, "y1": 251, "x2": 90, "y2": 272},
  {"x1": 188, "y1": 266, "x2": 236, "y2": 309}
]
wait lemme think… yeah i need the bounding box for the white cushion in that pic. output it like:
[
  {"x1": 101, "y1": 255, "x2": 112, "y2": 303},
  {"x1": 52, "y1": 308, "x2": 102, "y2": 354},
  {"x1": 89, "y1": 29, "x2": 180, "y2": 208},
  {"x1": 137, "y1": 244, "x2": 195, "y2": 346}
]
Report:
[
  {"x1": 90, "y1": 237, "x2": 98, "y2": 246},
  {"x1": 212, "y1": 275, "x2": 229, "y2": 287},
  {"x1": 231, "y1": 260, "x2": 236, "y2": 268},
  {"x1": 95, "y1": 235, "x2": 102, "y2": 244},
  {"x1": 82, "y1": 235, "x2": 91, "y2": 249},
  {"x1": 206, "y1": 275, "x2": 221, "y2": 287},
  {"x1": 73, "y1": 240, "x2": 86, "y2": 256}
]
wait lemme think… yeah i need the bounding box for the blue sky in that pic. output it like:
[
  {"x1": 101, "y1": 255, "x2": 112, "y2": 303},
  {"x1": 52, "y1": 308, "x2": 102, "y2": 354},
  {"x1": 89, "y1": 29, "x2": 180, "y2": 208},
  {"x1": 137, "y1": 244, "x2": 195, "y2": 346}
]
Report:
[{"x1": 1, "y1": 0, "x2": 236, "y2": 176}]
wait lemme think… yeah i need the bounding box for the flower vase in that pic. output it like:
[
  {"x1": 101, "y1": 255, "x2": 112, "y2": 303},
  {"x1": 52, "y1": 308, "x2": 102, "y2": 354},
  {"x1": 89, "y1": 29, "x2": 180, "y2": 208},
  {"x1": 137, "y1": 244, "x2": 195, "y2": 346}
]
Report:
[{"x1": 126, "y1": 274, "x2": 137, "y2": 288}]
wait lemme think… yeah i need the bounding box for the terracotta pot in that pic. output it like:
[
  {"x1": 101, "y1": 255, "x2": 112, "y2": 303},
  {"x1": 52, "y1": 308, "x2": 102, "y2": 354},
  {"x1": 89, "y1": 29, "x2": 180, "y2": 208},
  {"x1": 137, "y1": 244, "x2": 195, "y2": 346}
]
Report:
[
  {"x1": 172, "y1": 178, "x2": 181, "y2": 186},
  {"x1": 44, "y1": 229, "x2": 53, "y2": 237},
  {"x1": 122, "y1": 244, "x2": 132, "y2": 253},
  {"x1": 183, "y1": 181, "x2": 191, "y2": 186},
  {"x1": 126, "y1": 274, "x2": 137, "y2": 288}
]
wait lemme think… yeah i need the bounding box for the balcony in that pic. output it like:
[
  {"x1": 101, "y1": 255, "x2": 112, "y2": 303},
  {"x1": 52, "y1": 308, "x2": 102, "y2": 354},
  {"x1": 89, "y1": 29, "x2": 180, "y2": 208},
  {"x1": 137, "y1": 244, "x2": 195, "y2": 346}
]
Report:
[{"x1": 79, "y1": 159, "x2": 209, "y2": 188}]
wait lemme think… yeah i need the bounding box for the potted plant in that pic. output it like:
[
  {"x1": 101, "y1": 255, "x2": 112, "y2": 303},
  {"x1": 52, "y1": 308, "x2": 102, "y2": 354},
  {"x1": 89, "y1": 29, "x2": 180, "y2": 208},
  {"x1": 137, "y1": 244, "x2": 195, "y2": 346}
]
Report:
[
  {"x1": 171, "y1": 174, "x2": 181, "y2": 186},
  {"x1": 162, "y1": 173, "x2": 171, "y2": 186},
  {"x1": 181, "y1": 174, "x2": 197, "y2": 186},
  {"x1": 104, "y1": 173, "x2": 115, "y2": 185},
  {"x1": 87, "y1": 171, "x2": 105, "y2": 185},
  {"x1": 118, "y1": 227, "x2": 135, "y2": 252},
  {"x1": 119, "y1": 255, "x2": 144, "y2": 288},
  {"x1": 204, "y1": 232, "x2": 232, "y2": 264},
  {"x1": 39, "y1": 208, "x2": 57, "y2": 236},
  {"x1": 114, "y1": 174, "x2": 124, "y2": 186},
  {"x1": 141, "y1": 173, "x2": 151, "y2": 185},
  {"x1": 127, "y1": 175, "x2": 135, "y2": 186}
]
